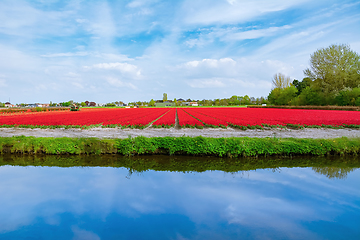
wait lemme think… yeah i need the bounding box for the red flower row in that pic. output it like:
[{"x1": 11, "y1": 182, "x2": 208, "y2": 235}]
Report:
[
  {"x1": 1, "y1": 107, "x2": 360, "y2": 128},
  {"x1": 0, "y1": 108, "x2": 169, "y2": 127},
  {"x1": 152, "y1": 109, "x2": 176, "y2": 126},
  {"x1": 178, "y1": 108, "x2": 360, "y2": 127},
  {"x1": 177, "y1": 109, "x2": 203, "y2": 127}
]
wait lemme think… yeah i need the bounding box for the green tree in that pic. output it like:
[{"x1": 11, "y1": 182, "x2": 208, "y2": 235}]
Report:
[
  {"x1": 304, "y1": 44, "x2": 360, "y2": 95},
  {"x1": 268, "y1": 86, "x2": 298, "y2": 105},
  {"x1": 272, "y1": 73, "x2": 292, "y2": 89},
  {"x1": 105, "y1": 103, "x2": 116, "y2": 107},
  {"x1": 149, "y1": 99, "x2": 155, "y2": 107},
  {"x1": 81, "y1": 102, "x2": 86, "y2": 107},
  {"x1": 163, "y1": 93, "x2": 168, "y2": 102},
  {"x1": 229, "y1": 95, "x2": 240, "y2": 105},
  {"x1": 244, "y1": 95, "x2": 251, "y2": 105},
  {"x1": 295, "y1": 87, "x2": 325, "y2": 105},
  {"x1": 334, "y1": 88, "x2": 360, "y2": 106},
  {"x1": 220, "y1": 98, "x2": 229, "y2": 106},
  {"x1": 292, "y1": 77, "x2": 312, "y2": 95}
]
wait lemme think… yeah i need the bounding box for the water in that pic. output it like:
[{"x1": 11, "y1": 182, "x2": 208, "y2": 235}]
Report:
[{"x1": 0, "y1": 155, "x2": 359, "y2": 240}]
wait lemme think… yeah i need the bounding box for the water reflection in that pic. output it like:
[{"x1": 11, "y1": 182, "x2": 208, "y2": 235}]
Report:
[
  {"x1": 0, "y1": 155, "x2": 359, "y2": 239},
  {"x1": 1, "y1": 154, "x2": 360, "y2": 180}
]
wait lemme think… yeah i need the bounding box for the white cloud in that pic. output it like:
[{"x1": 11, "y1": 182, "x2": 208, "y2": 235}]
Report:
[
  {"x1": 96, "y1": 53, "x2": 134, "y2": 62},
  {"x1": 86, "y1": 62, "x2": 141, "y2": 77},
  {"x1": 41, "y1": 52, "x2": 89, "y2": 57},
  {"x1": 224, "y1": 25, "x2": 292, "y2": 41},
  {"x1": 106, "y1": 77, "x2": 138, "y2": 89},
  {"x1": 127, "y1": 1, "x2": 144, "y2": 8},
  {"x1": 72, "y1": 226, "x2": 100, "y2": 240},
  {"x1": 64, "y1": 72, "x2": 81, "y2": 78},
  {"x1": 181, "y1": 0, "x2": 311, "y2": 25},
  {"x1": 183, "y1": 58, "x2": 236, "y2": 69},
  {"x1": 187, "y1": 78, "x2": 226, "y2": 88}
]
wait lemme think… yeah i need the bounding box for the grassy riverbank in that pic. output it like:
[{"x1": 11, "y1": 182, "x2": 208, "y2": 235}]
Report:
[{"x1": 1, "y1": 136, "x2": 360, "y2": 157}]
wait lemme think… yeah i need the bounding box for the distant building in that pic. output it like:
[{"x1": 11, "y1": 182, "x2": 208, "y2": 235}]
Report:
[
  {"x1": 37, "y1": 103, "x2": 50, "y2": 107},
  {"x1": 5, "y1": 102, "x2": 12, "y2": 107},
  {"x1": 155, "y1": 101, "x2": 175, "y2": 107},
  {"x1": 189, "y1": 102, "x2": 198, "y2": 106}
]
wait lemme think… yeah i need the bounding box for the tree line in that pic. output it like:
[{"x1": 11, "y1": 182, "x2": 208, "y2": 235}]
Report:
[{"x1": 268, "y1": 44, "x2": 360, "y2": 106}]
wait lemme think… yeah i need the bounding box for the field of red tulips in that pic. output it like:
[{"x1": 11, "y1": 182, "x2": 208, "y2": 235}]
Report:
[{"x1": 0, "y1": 107, "x2": 360, "y2": 129}]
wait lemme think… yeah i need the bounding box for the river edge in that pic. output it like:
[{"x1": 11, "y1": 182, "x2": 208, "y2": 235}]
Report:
[
  {"x1": 1, "y1": 135, "x2": 360, "y2": 157},
  {"x1": 1, "y1": 127, "x2": 360, "y2": 139}
]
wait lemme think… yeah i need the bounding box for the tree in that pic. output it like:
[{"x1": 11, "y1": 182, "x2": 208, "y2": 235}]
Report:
[
  {"x1": 272, "y1": 73, "x2": 291, "y2": 89},
  {"x1": 292, "y1": 77, "x2": 312, "y2": 95},
  {"x1": 304, "y1": 44, "x2": 360, "y2": 94},
  {"x1": 229, "y1": 95, "x2": 240, "y2": 105},
  {"x1": 149, "y1": 99, "x2": 155, "y2": 107},
  {"x1": 163, "y1": 93, "x2": 168, "y2": 102},
  {"x1": 219, "y1": 98, "x2": 229, "y2": 106},
  {"x1": 334, "y1": 88, "x2": 360, "y2": 106},
  {"x1": 268, "y1": 86, "x2": 298, "y2": 105}
]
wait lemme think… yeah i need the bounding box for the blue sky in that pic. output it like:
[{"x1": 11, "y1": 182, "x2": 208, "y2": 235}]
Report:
[{"x1": 1, "y1": 0, "x2": 360, "y2": 104}]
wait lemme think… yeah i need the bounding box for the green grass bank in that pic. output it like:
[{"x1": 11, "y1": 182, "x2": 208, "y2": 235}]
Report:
[{"x1": 1, "y1": 136, "x2": 360, "y2": 157}]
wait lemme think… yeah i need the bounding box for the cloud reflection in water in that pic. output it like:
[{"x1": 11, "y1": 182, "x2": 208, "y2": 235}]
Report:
[{"x1": 0, "y1": 165, "x2": 359, "y2": 239}]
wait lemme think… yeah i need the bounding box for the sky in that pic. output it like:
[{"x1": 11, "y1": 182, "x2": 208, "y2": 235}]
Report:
[{"x1": 0, "y1": 0, "x2": 360, "y2": 104}]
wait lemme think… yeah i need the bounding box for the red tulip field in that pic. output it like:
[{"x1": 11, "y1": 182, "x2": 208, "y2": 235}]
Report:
[{"x1": 0, "y1": 107, "x2": 360, "y2": 129}]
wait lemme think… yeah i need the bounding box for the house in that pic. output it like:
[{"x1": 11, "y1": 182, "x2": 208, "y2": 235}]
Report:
[
  {"x1": 27, "y1": 103, "x2": 37, "y2": 108},
  {"x1": 5, "y1": 102, "x2": 12, "y2": 107},
  {"x1": 37, "y1": 103, "x2": 50, "y2": 107},
  {"x1": 189, "y1": 102, "x2": 198, "y2": 106}
]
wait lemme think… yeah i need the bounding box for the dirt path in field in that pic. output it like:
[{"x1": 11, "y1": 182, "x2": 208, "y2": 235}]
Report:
[{"x1": 1, "y1": 127, "x2": 360, "y2": 139}]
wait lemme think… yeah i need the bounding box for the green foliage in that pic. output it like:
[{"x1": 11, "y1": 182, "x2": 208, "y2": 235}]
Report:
[
  {"x1": 148, "y1": 99, "x2": 155, "y2": 107},
  {"x1": 292, "y1": 86, "x2": 325, "y2": 105},
  {"x1": 0, "y1": 136, "x2": 117, "y2": 155},
  {"x1": 292, "y1": 78, "x2": 312, "y2": 95},
  {"x1": 268, "y1": 86, "x2": 298, "y2": 105},
  {"x1": 272, "y1": 73, "x2": 292, "y2": 89},
  {"x1": 334, "y1": 88, "x2": 360, "y2": 106},
  {"x1": 304, "y1": 44, "x2": 360, "y2": 95},
  {"x1": 105, "y1": 103, "x2": 116, "y2": 107},
  {"x1": 61, "y1": 101, "x2": 71, "y2": 107},
  {"x1": 2, "y1": 136, "x2": 360, "y2": 157}
]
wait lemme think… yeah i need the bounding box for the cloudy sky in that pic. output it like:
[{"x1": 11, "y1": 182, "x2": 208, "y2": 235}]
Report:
[{"x1": 1, "y1": 0, "x2": 360, "y2": 104}]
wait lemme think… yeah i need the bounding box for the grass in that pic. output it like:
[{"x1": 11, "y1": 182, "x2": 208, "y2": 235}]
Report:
[{"x1": 1, "y1": 136, "x2": 360, "y2": 157}]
